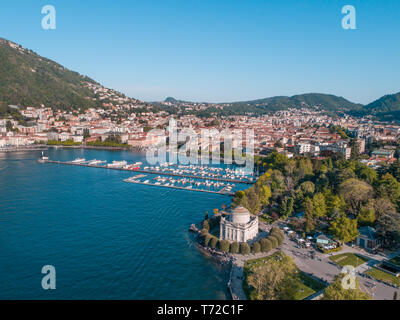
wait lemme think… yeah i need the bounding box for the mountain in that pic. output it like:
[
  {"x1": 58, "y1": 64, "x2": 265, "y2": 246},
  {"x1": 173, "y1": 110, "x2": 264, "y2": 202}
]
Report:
[
  {"x1": 359, "y1": 92, "x2": 400, "y2": 121},
  {"x1": 225, "y1": 93, "x2": 362, "y2": 114},
  {"x1": 0, "y1": 38, "x2": 138, "y2": 111},
  {"x1": 164, "y1": 97, "x2": 179, "y2": 104}
]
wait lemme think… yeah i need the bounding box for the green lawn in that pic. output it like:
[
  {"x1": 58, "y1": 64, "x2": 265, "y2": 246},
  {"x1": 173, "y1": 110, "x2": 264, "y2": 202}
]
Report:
[
  {"x1": 389, "y1": 255, "x2": 400, "y2": 266},
  {"x1": 365, "y1": 267, "x2": 400, "y2": 287},
  {"x1": 330, "y1": 253, "x2": 368, "y2": 267},
  {"x1": 243, "y1": 252, "x2": 326, "y2": 300},
  {"x1": 294, "y1": 272, "x2": 327, "y2": 300}
]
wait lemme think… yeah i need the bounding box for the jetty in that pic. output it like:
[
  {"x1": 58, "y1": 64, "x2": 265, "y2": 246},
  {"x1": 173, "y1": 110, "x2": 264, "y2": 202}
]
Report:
[
  {"x1": 123, "y1": 178, "x2": 235, "y2": 196},
  {"x1": 41, "y1": 159, "x2": 254, "y2": 185}
]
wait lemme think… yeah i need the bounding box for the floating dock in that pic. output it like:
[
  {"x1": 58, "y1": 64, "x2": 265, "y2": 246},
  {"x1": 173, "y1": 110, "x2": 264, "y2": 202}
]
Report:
[
  {"x1": 123, "y1": 178, "x2": 235, "y2": 196},
  {"x1": 42, "y1": 160, "x2": 254, "y2": 185}
]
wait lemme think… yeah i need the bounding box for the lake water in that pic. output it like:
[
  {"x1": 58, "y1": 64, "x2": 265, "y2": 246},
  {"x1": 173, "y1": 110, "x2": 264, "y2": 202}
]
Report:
[{"x1": 0, "y1": 148, "x2": 235, "y2": 299}]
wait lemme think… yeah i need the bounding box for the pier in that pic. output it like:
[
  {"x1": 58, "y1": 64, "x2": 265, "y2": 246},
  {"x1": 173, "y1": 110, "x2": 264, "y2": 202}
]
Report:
[
  {"x1": 42, "y1": 160, "x2": 254, "y2": 185},
  {"x1": 123, "y1": 178, "x2": 235, "y2": 196}
]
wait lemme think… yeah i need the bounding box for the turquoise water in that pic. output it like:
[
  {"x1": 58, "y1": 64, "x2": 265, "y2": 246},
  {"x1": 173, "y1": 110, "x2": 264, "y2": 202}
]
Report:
[{"x1": 0, "y1": 149, "x2": 233, "y2": 300}]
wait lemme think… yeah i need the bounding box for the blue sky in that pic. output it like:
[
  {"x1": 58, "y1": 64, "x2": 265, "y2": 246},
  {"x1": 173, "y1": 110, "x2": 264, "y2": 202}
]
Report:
[{"x1": 0, "y1": 0, "x2": 399, "y2": 104}]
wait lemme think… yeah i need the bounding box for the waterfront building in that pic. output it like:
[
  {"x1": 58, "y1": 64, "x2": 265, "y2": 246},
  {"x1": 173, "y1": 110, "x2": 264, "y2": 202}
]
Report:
[{"x1": 219, "y1": 206, "x2": 258, "y2": 243}]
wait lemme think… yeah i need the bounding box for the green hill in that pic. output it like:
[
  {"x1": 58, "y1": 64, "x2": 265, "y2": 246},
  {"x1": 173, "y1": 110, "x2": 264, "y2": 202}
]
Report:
[
  {"x1": 0, "y1": 38, "x2": 105, "y2": 111},
  {"x1": 360, "y1": 92, "x2": 400, "y2": 121},
  {"x1": 226, "y1": 93, "x2": 362, "y2": 114}
]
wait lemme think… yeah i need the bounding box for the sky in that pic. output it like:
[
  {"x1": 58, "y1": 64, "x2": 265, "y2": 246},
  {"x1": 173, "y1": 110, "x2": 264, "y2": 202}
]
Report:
[{"x1": 0, "y1": 0, "x2": 399, "y2": 104}]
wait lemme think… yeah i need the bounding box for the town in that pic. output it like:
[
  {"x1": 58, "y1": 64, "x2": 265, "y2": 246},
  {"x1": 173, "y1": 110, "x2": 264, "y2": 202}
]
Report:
[{"x1": 1, "y1": 101, "x2": 399, "y2": 172}]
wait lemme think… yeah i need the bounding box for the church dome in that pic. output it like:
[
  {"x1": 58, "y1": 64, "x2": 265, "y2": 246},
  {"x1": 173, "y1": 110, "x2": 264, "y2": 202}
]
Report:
[{"x1": 231, "y1": 206, "x2": 251, "y2": 224}]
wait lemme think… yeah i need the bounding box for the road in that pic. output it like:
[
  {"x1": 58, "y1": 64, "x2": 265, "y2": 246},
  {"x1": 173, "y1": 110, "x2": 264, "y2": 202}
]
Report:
[{"x1": 280, "y1": 234, "x2": 399, "y2": 300}]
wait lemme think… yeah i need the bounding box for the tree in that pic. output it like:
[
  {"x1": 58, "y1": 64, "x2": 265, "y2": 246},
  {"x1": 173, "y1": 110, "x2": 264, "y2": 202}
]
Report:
[
  {"x1": 232, "y1": 190, "x2": 248, "y2": 209},
  {"x1": 260, "y1": 238, "x2": 272, "y2": 253},
  {"x1": 377, "y1": 173, "x2": 400, "y2": 208},
  {"x1": 356, "y1": 163, "x2": 378, "y2": 185},
  {"x1": 252, "y1": 241, "x2": 261, "y2": 254},
  {"x1": 246, "y1": 254, "x2": 300, "y2": 300},
  {"x1": 274, "y1": 140, "x2": 283, "y2": 148},
  {"x1": 230, "y1": 242, "x2": 239, "y2": 254},
  {"x1": 304, "y1": 197, "x2": 316, "y2": 233},
  {"x1": 210, "y1": 238, "x2": 218, "y2": 249},
  {"x1": 204, "y1": 234, "x2": 213, "y2": 247},
  {"x1": 6, "y1": 120, "x2": 13, "y2": 132},
  {"x1": 268, "y1": 236, "x2": 279, "y2": 249},
  {"x1": 240, "y1": 243, "x2": 251, "y2": 255},
  {"x1": 329, "y1": 214, "x2": 359, "y2": 243},
  {"x1": 219, "y1": 240, "x2": 230, "y2": 252},
  {"x1": 246, "y1": 188, "x2": 261, "y2": 214},
  {"x1": 312, "y1": 193, "x2": 327, "y2": 218},
  {"x1": 297, "y1": 158, "x2": 314, "y2": 178},
  {"x1": 279, "y1": 197, "x2": 294, "y2": 219},
  {"x1": 376, "y1": 208, "x2": 400, "y2": 245},
  {"x1": 349, "y1": 139, "x2": 360, "y2": 160},
  {"x1": 259, "y1": 185, "x2": 272, "y2": 207},
  {"x1": 389, "y1": 160, "x2": 400, "y2": 181},
  {"x1": 322, "y1": 274, "x2": 372, "y2": 300},
  {"x1": 202, "y1": 220, "x2": 210, "y2": 231},
  {"x1": 357, "y1": 205, "x2": 376, "y2": 226},
  {"x1": 324, "y1": 191, "x2": 345, "y2": 217},
  {"x1": 268, "y1": 170, "x2": 286, "y2": 198},
  {"x1": 373, "y1": 198, "x2": 396, "y2": 219},
  {"x1": 83, "y1": 128, "x2": 90, "y2": 139},
  {"x1": 298, "y1": 181, "x2": 315, "y2": 197},
  {"x1": 269, "y1": 234, "x2": 283, "y2": 246},
  {"x1": 339, "y1": 178, "x2": 374, "y2": 215}
]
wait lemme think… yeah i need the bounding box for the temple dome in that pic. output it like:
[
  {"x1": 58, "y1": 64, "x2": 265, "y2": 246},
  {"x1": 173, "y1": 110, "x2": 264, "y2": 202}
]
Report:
[{"x1": 231, "y1": 206, "x2": 251, "y2": 224}]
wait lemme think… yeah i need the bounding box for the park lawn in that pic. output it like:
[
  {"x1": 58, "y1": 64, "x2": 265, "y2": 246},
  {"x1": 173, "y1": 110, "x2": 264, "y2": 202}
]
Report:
[
  {"x1": 365, "y1": 268, "x2": 400, "y2": 287},
  {"x1": 389, "y1": 255, "x2": 400, "y2": 266},
  {"x1": 329, "y1": 253, "x2": 368, "y2": 267},
  {"x1": 294, "y1": 272, "x2": 327, "y2": 300},
  {"x1": 243, "y1": 252, "x2": 326, "y2": 300}
]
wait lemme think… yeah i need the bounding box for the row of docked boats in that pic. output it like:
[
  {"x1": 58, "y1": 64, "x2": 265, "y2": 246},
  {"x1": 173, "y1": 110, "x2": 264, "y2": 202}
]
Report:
[{"x1": 141, "y1": 163, "x2": 253, "y2": 181}]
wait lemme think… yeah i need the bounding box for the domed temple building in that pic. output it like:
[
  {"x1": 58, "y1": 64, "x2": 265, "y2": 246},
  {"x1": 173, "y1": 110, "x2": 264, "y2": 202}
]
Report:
[{"x1": 219, "y1": 207, "x2": 259, "y2": 242}]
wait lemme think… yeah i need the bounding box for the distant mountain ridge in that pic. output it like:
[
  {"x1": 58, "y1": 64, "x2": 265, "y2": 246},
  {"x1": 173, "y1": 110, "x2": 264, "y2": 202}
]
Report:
[
  {"x1": 226, "y1": 93, "x2": 363, "y2": 113},
  {"x1": 347, "y1": 91, "x2": 400, "y2": 121},
  {"x1": 161, "y1": 93, "x2": 363, "y2": 116}
]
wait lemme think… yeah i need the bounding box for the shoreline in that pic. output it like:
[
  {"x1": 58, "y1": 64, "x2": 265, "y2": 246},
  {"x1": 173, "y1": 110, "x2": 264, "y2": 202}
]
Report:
[
  {"x1": 0, "y1": 145, "x2": 147, "y2": 153},
  {"x1": 0, "y1": 146, "x2": 49, "y2": 153},
  {"x1": 189, "y1": 222, "x2": 245, "y2": 300}
]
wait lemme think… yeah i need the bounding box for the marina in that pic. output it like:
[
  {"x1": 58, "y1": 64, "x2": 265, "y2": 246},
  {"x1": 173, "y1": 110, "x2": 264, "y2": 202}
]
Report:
[
  {"x1": 40, "y1": 158, "x2": 255, "y2": 185},
  {"x1": 124, "y1": 176, "x2": 235, "y2": 196}
]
